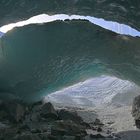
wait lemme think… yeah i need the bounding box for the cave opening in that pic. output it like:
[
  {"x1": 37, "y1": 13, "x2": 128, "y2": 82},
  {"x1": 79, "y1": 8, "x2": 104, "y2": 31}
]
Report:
[{"x1": 0, "y1": 14, "x2": 140, "y2": 37}]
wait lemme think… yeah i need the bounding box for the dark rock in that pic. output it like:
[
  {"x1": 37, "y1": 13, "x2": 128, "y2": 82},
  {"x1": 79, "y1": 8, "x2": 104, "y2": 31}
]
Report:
[
  {"x1": 86, "y1": 129, "x2": 113, "y2": 139},
  {"x1": 30, "y1": 113, "x2": 40, "y2": 122},
  {"x1": 0, "y1": 127, "x2": 18, "y2": 140},
  {"x1": 132, "y1": 95, "x2": 140, "y2": 119},
  {"x1": 31, "y1": 101, "x2": 43, "y2": 108},
  {"x1": 40, "y1": 102, "x2": 58, "y2": 120},
  {"x1": 0, "y1": 110, "x2": 9, "y2": 122},
  {"x1": 135, "y1": 120, "x2": 140, "y2": 129},
  {"x1": 94, "y1": 119, "x2": 104, "y2": 126},
  {"x1": 19, "y1": 124, "x2": 30, "y2": 131},
  {"x1": 0, "y1": 101, "x2": 25, "y2": 123},
  {"x1": 90, "y1": 133, "x2": 105, "y2": 138},
  {"x1": 85, "y1": 134, "x2": 115, "y2": 140},
  {"x1": 14, "y1": 134, "x2": 41, "y2": 140},
  {"x1": 31, "y1": 128, "x2": 41, "y2": 133},
  {"x1": 58, "y1": 109, "x2": 83, "y2": 124},
  {"x1": 132, "y1": 95, "x2": 140, "y2": 128},
  {"x1": 14, "y1": 104, "x2": 25, "y2": 122},
  {"x1": 97, "y1": 127, "x2": 102, "y2": 132},
  {"x1": 51, "y1": 120, "x2": 87, "y2": 137},
  {"x1": 0, "y1": 101, "x2": 116, "y2": 140},
  {"x1": 40, "y1": 134, "x2": 63, "y2": 140},
  {"x1": 47, "y1": 135, "x2": 75, "y2": 140},
  {"x1": 63, "y1": 135, "x2": 75, "y2": 140}
]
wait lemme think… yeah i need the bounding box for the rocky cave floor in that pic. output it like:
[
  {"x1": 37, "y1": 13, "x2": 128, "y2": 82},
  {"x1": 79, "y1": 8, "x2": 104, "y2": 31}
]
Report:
[{"x1": 0, "y1": 99, "x2": 140, "y2": 140}]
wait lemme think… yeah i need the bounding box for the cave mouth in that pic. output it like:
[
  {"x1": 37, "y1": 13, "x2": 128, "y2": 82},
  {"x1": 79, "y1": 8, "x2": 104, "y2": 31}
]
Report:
[
  {"x1": 0, "y1": 12, "x2": 139, "y2": 136},
  {"x1": 44, "y1": 75, "x2": 140, "y2": 108},
  {"x1": 0, "y1": 14, "x2": 140, "y2": 103}
]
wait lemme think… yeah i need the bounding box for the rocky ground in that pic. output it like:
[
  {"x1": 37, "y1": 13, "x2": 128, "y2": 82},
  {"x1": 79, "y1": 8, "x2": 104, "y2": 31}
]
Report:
[
  {"x1": 0, "y1": 99, "x2": 140, "y2": 140},
  {"x1": 48, "y1": 102, "x2": 136, "y2": 133},
  {"x1": 0, "y1": 100, "x2": 119, "y2": 140}
]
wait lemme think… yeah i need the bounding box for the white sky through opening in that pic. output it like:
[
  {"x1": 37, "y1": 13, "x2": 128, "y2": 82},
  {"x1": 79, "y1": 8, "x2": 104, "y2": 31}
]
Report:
[{"x1": 0, "y1": 14, "x2": 140, "y2": 37}]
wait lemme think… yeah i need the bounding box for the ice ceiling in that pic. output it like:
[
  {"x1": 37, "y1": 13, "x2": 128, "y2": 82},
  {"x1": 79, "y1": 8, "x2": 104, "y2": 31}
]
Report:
[{"x1": 0, "y1": 0, "x2": 140, "y2": 102}]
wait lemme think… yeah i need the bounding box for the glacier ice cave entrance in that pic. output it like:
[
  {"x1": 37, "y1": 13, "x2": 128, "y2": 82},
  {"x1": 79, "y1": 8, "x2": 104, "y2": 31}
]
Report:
[
  {"x1": 0, "y1": 12, "x2": 140, "y2": 134},
  {"x1": 44, "y1": 75, "x2": 140, "y2": 108},
  {"x1": 0, "y1": 14, "x2": 140, "y2": 103},
  {"x1": 1, "y1": 1, "x2": 140, "y2": 139}
]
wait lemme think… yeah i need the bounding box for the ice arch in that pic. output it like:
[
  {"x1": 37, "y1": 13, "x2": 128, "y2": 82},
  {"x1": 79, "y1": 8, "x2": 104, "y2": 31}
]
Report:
[{"x1": 0, "y1": 19, "x2": 140, "y2": 101}]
